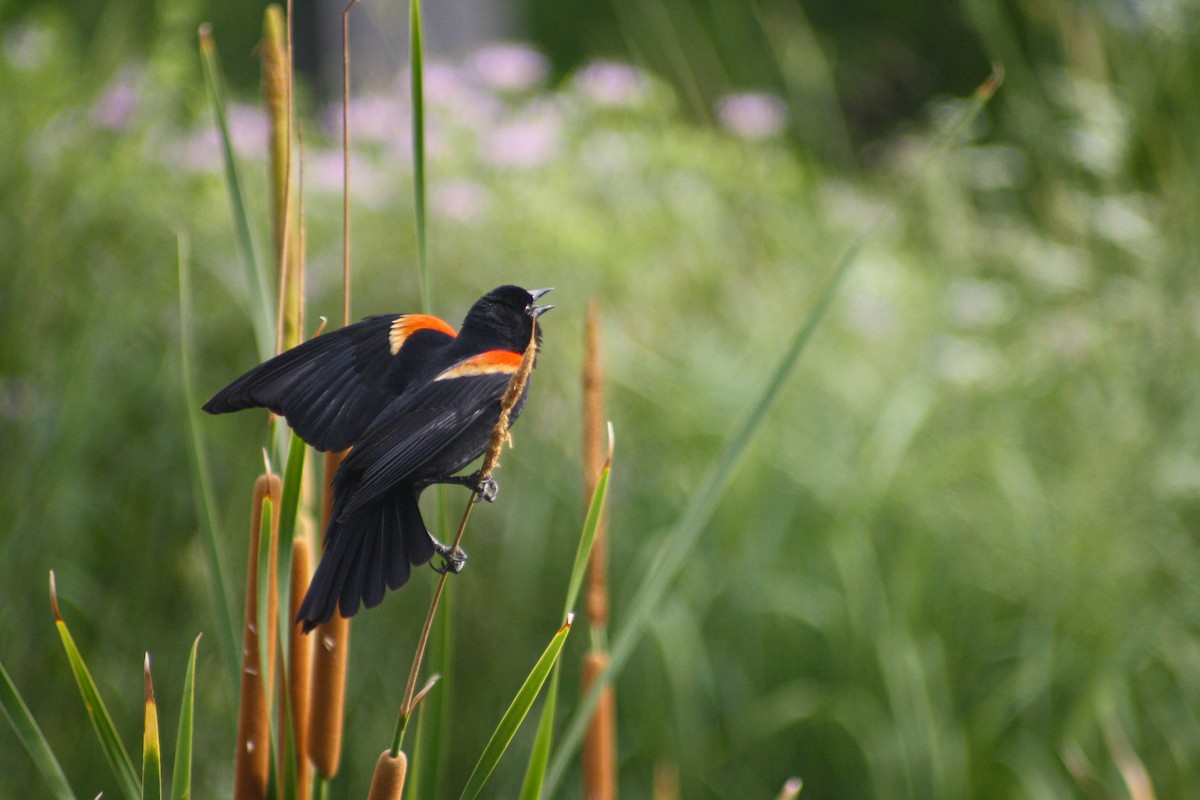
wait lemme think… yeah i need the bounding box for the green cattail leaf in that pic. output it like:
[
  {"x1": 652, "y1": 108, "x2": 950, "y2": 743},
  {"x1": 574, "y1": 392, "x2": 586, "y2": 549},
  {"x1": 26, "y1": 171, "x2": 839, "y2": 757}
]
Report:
[
  {"x1": 515, "y1": 666, "x2": 560, "y2": 800},
  {"x1": 198, "y1": 24, "x2": 274, "y2": 361},
  {"x1": 169, "y1": 636, "x2": 200, "y2": 800},
  {"x1": 142, "y1": 655, "x2": 162, "y2": 800},
  {"x1": 458, "y1": 618, "x2": 573, "y2": 800},
  {"x1": 0, "y1": 659, "x2": 76, "y2": 799},
  {"x1": 517, "y1": 463, "x2": 610, "y2": 799},
  {"x1": 562, "y1": 466, "x2": 610, "y2": 619},
  {"x1": 50, "y1": 574, "x2": 141, "y2": 800},
  {"x1": 541, "y1": 65, "x2": 1005, "y2": 797},
  {"x1": 177, "y1": 236, "x2": 240, "y2": 696},
  {"x1": 409, "y1": 0, "x2": 430, "y2": 311}
]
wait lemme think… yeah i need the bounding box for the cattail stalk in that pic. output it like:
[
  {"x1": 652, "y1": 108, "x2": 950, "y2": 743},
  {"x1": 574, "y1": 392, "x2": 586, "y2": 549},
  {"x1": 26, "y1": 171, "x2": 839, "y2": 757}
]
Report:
[
  {"x1": 235, "y1": 474, "x2": 281, "y2": 800},
  {"x1": 581, "y1": 300, "x2": 616, "y2": 800},
  {"x1": 308, "y1": 450, "x2": 351, "y2": 779}
]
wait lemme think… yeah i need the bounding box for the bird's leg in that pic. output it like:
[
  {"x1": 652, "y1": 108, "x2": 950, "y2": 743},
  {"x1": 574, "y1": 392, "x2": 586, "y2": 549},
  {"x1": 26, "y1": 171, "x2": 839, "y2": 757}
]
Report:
[
  {"x1": 430, "y1": 536, "x2": 468, "y2": 575},
  {"x1": 432, "y1": 470, "x2": 499, "y2": 503}
]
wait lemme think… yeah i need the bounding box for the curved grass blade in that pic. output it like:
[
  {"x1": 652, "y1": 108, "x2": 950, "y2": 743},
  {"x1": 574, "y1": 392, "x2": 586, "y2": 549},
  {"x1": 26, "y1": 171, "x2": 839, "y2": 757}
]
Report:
[
  {"x1": 458, "y1": 618, "x2": 573, "y2": 800},
  {"x1": 142, "y1": 655, "x2": 162, "y2": 800},
  {"x1": 50, "y1": 572, "x2": 140, "y2": 800},
  {"x1": 198, "y1": 24, "x2": 275, "y2": 361},
  {"x1": 169, "y1": 636, "x2": 200, "y2": 800},
  {"x1": 541, "y1": 65, "x2": 1006, "y2": 797},
  {"x1": 0, "y1": 659, "x2": 76, "y2": 800},
  {"x1": 518, "y1": 461, "x2": 612, "y2": 799},
  {"x1": 177, "y1": 235, "x2": 240, "y2": 695}
]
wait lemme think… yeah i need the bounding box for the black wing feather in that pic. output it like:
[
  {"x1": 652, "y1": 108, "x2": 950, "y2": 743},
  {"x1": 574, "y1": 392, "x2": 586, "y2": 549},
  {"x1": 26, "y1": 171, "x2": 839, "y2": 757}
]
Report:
[
  {"x1": 203, "y1": 315, "x2": 454, "y2": 452},
  {"x1": 335, "y1": 372, "x2": 516, "y2": 517}
]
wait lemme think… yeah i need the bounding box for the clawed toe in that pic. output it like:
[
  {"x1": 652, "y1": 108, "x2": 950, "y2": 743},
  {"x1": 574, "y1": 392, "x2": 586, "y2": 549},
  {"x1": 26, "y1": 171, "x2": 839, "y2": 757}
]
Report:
[
  {"x1": 474, "y1": 476, "x2": 499, "y2": 503},
  {"x1": 432, "y1": 540, "x2": 468, "y2": 575}
]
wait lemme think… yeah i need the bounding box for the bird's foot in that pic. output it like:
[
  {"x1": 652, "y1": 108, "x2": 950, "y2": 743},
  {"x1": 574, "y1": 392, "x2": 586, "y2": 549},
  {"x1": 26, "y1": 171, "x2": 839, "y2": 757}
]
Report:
[
  {"x1": 473, "y1": 474, "x2": 499, "y2": 503},
  {"x1": 431, "y1": 539, "x2": 468, "y2": 575}
]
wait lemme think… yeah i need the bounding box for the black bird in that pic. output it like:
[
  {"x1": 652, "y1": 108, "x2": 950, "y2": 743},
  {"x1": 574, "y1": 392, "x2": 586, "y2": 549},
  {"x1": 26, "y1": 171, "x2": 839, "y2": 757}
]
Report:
[{"x1": 204, "y1": 285, "x2": 553, "y2": 631}]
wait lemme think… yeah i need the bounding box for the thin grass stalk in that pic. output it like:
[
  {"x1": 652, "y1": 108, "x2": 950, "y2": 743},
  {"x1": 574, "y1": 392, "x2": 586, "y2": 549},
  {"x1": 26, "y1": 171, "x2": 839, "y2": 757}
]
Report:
[
  {"x1": 168, "y1": 636, "x2": 201, "y2": 800},
  {"x1": 308, "y1": 450, "x2": 350, "y2": 779},
  {"x1": 284, "y1": 536, "x2": 313, "y2": 800},
  {"x1": 776, "y1": 778, "x2": 803, "y2": 800},
  {"x1": 235, "y1": 475, "x2": 281, "y2": 800},
  {"x1": 392, "y1": 324, "x2": 539, "y2": 753},
  {"x1": 652, "y1": 762, "x2": 679, "y2": 800},
  {"x1": 368, "y1": 751, "x2": 408, "y2": 800},
  {"x1": 0, "y1": 660, "x2": 75, "y2": 799},
  {"x1": 177, "y1": 237, "x2": 240, "y2": 691},
  {"x1": 542, "y1": 65, "x2": 1006, "y2": 798},
  {"x1": 341, "y1": 0, "x2": 359, "y2": 327}
]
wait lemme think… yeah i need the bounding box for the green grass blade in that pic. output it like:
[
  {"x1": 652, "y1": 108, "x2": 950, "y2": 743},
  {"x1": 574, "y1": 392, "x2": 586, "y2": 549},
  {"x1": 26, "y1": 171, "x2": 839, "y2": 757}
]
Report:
[
  {"x1": 198, "y1": 24, "x2": 275, "y2": 360},
  {"x1": 458, "y1": 618, "x2": 573, "y2": 800},
  {"x1": 516, "y1": 666, "x2": 560, "y2": 800},
  {"x1": 0, "y1": 659, "x2": 76, "y2": 800},
  {"x1": 541, "y1": 66, "x2": 1005, "y2": 797},
  {"x1": 409, "y1": 0, "x2": 430, "y2": 311},
  {"x1": 50, "y1": 575, "x2": 141, "y2": 800},
  {"x1": 168, "y1": 636, "x2": 200, "y2": 800},
  {"x1": 177, "y1": 235, "x2": 240, "y2": 696},
  {"x1": 518, "y1": 464, "x2": 609, "y2": 799},
  {"x1": 256, "y1": 492, "x2": 275, "y2": 737},
  {"x1": 142, "y1": 656, "x2": 162, "y2": 800},
  {"x1": 561, "y1": 466, "x2": 610, "y2": 619}
]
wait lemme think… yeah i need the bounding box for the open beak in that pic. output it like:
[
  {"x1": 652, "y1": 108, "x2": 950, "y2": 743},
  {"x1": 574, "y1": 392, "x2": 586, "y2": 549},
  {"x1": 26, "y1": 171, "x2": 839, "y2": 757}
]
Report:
[{"x1": 528, "y1": 287, "x2": 554, "y2": 317}]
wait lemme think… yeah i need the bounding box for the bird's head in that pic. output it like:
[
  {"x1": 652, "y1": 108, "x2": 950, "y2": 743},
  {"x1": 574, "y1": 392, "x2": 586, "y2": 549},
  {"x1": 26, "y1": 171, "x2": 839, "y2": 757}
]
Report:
[{"x1": 460, "y1": 285, "x2": 553, "y2": 351}]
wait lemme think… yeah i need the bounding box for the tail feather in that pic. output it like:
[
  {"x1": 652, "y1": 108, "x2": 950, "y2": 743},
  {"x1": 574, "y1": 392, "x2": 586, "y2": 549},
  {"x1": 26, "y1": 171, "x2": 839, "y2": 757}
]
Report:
[{"x1": 296, "y1": 485, "x2": 432, "y2": 632}]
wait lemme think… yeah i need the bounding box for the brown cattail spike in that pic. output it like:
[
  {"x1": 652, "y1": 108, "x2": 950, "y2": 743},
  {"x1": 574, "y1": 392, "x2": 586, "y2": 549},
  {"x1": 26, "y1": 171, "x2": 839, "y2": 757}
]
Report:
[
  {"x1": 582, "y1": 299, "x2": 609, "y2": 632},
  {"x1": 283, "y1": 535, "x2": 314, "y2": 800},
  {"x1": 367, "y1": 750, "x2": 408, "y2": 800},
  {"x1": 581, "y1": 651, "x2": 617, "y2": 800},
  {"x1": 308, "y1": 449, "x2": 350, "y2": 779},
  {"x1": 235, "y1": 474, "x2": 282, "y2": 800}
]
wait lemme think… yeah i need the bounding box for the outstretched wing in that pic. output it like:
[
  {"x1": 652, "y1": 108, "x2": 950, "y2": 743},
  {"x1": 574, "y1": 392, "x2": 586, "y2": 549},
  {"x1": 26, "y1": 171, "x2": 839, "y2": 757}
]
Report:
[
  {"x1": 203, "y1": 313, "x2": 456, "y2": 451},
  {"x1": 335, "y1": 350, "x2": 525, "y2": 516}
]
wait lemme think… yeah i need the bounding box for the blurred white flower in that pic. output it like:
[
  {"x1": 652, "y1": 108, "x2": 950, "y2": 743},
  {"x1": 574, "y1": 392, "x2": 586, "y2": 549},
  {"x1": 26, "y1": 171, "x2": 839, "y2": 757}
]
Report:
[
  {"x1": 946, "y1": 279, "x2": 1016, "y2": 327},
  {"x1": 716, "y1": 92, "x2": 788, "y2": 140},
  {"x1": 930, "y1": 336, "x2": 1004, "y2": 389},
  {"x1": 3, "y1": 23, "x2": 54, "y2": 70},
  {"x1": 467, "y1": 43, "x2": 548, "y2": 92}
]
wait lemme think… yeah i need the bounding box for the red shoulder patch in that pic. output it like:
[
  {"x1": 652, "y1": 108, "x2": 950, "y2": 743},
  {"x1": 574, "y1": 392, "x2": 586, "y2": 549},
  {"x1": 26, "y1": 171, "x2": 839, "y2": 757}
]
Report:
[
  {"x1": 390, "y1": 314, "x2": 457, "y2": 355},
  {"x1": 433, "y1": 350, "x2": 523, "y2": 381}
]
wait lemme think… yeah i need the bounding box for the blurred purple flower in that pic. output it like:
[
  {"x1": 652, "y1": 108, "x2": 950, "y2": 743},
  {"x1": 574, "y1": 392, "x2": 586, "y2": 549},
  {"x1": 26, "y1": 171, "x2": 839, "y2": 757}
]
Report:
[
  {"x1": 432, "y1": 179, "x2": 489, "y2": 222},
  {"x1": 305, "y1": 149, "x2": 390, "y2": 206},
  {"x1": 179, "y1": 103, "x2": 269, "y2": 171},
  {"x1": 482, "y1": 102, "x2": 562, "y2": 169},
  {"x1": 93, "y1": 71, "x2": 138, "y2": 130},
  {"x1": 575, "y1": 61, "x2": 651, "y2": 108},
  {"x1": 467, "y1": 43, "x2": 548, "y2": 92},
  {"x1": 716, "y1": 92, "x2": 788, "y2": 140}
]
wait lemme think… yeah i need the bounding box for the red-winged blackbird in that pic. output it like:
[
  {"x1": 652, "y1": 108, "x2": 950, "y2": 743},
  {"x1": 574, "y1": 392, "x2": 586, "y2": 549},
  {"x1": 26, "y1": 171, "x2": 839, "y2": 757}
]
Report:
[{"x1": 204, "y1": 285, "x2": 553, "y2": 631}]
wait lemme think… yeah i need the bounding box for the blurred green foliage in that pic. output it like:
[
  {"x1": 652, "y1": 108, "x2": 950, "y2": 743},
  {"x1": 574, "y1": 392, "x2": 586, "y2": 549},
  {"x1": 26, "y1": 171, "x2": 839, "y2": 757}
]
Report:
[{"x1": 2, "y1": 1, "x2": 1200, "y2": 798}]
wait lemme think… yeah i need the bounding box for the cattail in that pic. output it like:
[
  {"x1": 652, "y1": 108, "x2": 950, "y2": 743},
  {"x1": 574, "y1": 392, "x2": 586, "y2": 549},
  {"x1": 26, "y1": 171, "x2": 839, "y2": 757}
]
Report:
[
  {"x1": 581, "y1": 299, "x2": 616, "y2": 799},
  {"x1": 367, "y1": 750, "x2": 408, "y2": 800},
  {"x1": 280, "y1": 534, "x2": 313, "y2": 800},
  {"x1": 308, "y1": 450, "x2": 350, "y2": 778},
  {"x1": 262, "y1": 4, "x2": 303, "y2": 354},
  {"x1": 582, "y1": 299, "x2": 609, "y2": 630},
  {"x1": 581, "y1": 651, "x2": 617, "y2": 800},
  {"x1": 235, "y1": 474, "x2": 281, "y2": 800}
]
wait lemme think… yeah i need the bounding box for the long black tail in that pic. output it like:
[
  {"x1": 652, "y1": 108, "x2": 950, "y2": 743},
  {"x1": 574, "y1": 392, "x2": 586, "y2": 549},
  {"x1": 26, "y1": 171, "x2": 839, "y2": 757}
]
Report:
[{"x1": 296, "y1": 484, "x2": 435, "y2": 632}]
